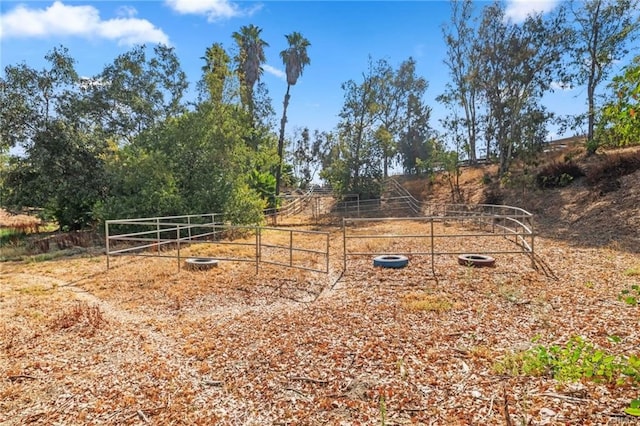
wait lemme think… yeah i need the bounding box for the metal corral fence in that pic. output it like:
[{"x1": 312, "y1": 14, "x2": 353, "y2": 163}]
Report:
[
  {"x1": 342, "y1": 205, "x2": 534, "y2": 271},
  {"x1": 105, "y1": 214, "x2": 330, "y2": 274},
  {"x1": 263, "y1": 188, "x2": 317, "y2": 223}
]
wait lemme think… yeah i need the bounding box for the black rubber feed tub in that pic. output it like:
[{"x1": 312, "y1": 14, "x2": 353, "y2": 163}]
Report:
[
  {"x1": 373, "y1": 255, "x2": 409, "y2": 268},
  {"x1": 458, "y1": 254, "x2": 495, "y2": 267},
  {"x1": 185, "y1": 257, "x2": 219, "y2": 271}
]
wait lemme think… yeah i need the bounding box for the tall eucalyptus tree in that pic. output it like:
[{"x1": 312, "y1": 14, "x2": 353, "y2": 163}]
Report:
[
  {"x1": 476, "y1": 2, "x2": 567, "y2": 175},
  {"x1": 376, "y1": 57, "x2": 431, "y2": 177},
  {"x1": 569, "y1": 0, "x2": 640, "y2": 153},
  {"x1": 76, "y1": 44, "x2": 188, "y2": 145},
  {"x1": 0, "y1": 45, "x2": 78, "y2": 150},
  {"x1": 276, "y1": 32, "x2": 311, "y2": 196},
  {"x1": 439, "y1": 0, "x2": 481, "y2": 164}
]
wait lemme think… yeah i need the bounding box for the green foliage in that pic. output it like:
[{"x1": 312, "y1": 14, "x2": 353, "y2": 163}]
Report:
[
  {"x1": 600, "y1": 54, "x2": 640, "y2": 148},
  {"x1": 436, "y1": 148, "x2": 464, "y2": 202},
  {"x1": 572, "y1": 1, "x2": 640, "y2": 149},
  {"x1": 3, "y1": 121, "x2": 109, "y2": 230},
  {"x1": 626, "y1": 398, "x2": 640, "y2": 416},
  {"x1": 535, "y1": 161, "x2": 585, "y2": 189},
  {"x1": 0, "y1": 228, "x2": 27, "y2": 247},
  {"x1": 74, "y1": 44, "x2": 189, "y2": 145},
  {"x1": 477, "y1": 2, "x2": 565, "y2": 175},
  {"x1": 328, "y1": 56, "x2": 431, "y2": 195},
  {"x1": 232, "y1": 24, "x2": 269, "y2": 113},
  {"x1": 94, "y1": 148, "x2": 183, "y2": 221},
  {"x1": 249, "y1": 169, "x2": 276, "y2": 208},
  {"x1": 495, "y1": 336, "x2": 640, "y2": 385},
  {"x1": 223, "y1": 183, "x2": 266, "y2": 225},
  {"x1": 0, "y1": 45, "x2": 78, "y2": 151},
  {"x1": 619, "y1": 285, "x2": 640, "y2": 306}
]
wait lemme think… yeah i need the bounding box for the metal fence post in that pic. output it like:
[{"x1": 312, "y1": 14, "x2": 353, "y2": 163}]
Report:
[
  {"x1": 325, "y1": 232, "x2": 330, "y2": 273},
  {"x1": 105, "y1": 221, "x2": 110, "y2": 269},
  {"x1": 530, "y1": 218, "x2": 536, "y2": 268},
  {"x1": 156, "y1": 218, "x2": 160, "y2": 255},
  {"x1": 256, "y1": 226, "x2": 260, "y2": 274},
  {"x1": 177, "y1": 224, "x2": 181, "y2": 271},
  {"x1": 430, "y1": 218, "x2": 435, "y2": 275},
  {"x1": 343, "y1": 218, "x2": 347, "y2": 271},
  {"x1": 289, "y1": 230, "x2": 294, "y2": 267}
]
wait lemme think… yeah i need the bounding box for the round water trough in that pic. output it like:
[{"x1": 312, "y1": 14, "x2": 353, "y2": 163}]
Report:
[
  {"x1": 185, "y1": 257, "x2": 219, "y2": 271},
  {"x1": 458, "y1": 254, "x2": 495, "y2": 267},
  {"x1": 373, "y1": 255, "x2": 409, "y2": 269}
]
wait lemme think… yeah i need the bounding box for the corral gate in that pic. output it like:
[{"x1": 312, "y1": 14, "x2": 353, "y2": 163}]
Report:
[{"x1": 105, "y1": 215, "x2": 330, "y2": 274}]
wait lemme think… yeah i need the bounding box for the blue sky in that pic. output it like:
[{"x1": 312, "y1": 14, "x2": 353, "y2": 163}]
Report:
[{"x1": 0, "y1": 0, "x2": 610, "y2": 139}]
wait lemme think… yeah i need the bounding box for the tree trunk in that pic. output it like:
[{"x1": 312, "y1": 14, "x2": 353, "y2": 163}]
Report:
[
  {"x1": 587, "y1": 79, "x2": 596, "y2": 154},
  {"x1": 276, "y1": 85, "x2": 291, "y2": 197},
  {"x1": 586, "y1": 0, "x2": 601, "y2": 156}
]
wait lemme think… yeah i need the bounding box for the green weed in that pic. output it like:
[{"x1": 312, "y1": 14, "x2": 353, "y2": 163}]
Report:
[
  {"x1": 619, "y1": 285, "x2": 640, "y2": 306},
  {"x1": 625, "y1": 398, "x2": 640, "y2": 416},
  {"x1": 494, "y1": 336, "x2": 640, "y2": 385},
  {"x1": 624, "y1": 267, "x2": 640, "y2": 277}
]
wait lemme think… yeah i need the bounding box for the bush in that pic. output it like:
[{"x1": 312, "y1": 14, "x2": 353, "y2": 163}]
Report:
[
  {"x1": 482, "y1": 186, "x2": 504, "y2": 205},
  {"x1": 586, "y1": 150, "x2": 640, "y2": 185},
  {"x1": 535, "y1": 161, "x2": 585, "y2": 189}
]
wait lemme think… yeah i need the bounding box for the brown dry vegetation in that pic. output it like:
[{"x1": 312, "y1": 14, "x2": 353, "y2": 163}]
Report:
[
  {"x1": 1, "y1": 147, "x2": 639, "y2": 425},
  {"x1": 0, "y1": 210, "x2": 41, "y2": 233}
]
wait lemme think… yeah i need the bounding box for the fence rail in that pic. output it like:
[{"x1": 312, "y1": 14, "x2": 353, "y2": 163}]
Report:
[
  {"x1": 105, "y1": 214, "x2": 330, "y2": 274},
  {"x1": 342, "y1": 209, "x2": 534, "y2": 271}
]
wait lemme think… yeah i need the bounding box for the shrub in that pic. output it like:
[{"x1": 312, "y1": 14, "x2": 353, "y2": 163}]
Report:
[
  {"x1": 586, "y1": 150, "x2": 640, "y2": 185},
  {"x1": 50, "y1": 302, "x2": 107, "y2": 337},
  {"x1": 535, "y1": 161, "x2": 585, "y2": 189}
]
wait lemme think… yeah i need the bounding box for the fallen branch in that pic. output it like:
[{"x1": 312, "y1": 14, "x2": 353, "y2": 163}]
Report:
[
  {"x1": 289, "y1": 376, "x2": 329, "y2": 385},
  {"x1": 503, "y1": 386, "x2": 513, "y2": 426},
  {"x1": 284, "y1": 387, "x2": 308, "y2": 398},
  {"x1": 203, "y1": 380, "x2": 224, "y2": 387},
  {"x1": 8, "y1": 374, "x2": 38, "y2": 381},
  {"x1": 137, "y1": 410, "x2": 149, "y2": 423},
  {"x1": 479, "y1": 395, "x2": 496, "y2": 423},
  {"x1": 399, "y1": 407, "x2": 430, "y2": 412},
  {"x1": 539, "y1": 392, "x2": 589, "y2": 404}
]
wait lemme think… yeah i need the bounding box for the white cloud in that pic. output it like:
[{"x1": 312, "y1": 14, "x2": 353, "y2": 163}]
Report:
[
  {"x1": 0, "y1": 1, "x2": 169, "y2": 46},
  {"x1": 165, "y1": 0, "x2": 261, "y2": 22},
  {"x1": 263, "y1": 64, "x2": 285, "y2": 80},
  {"x1": 99, "y1": 18, "x2": 169, "y2": 46},
  {"x1": 116, "y1": 6, "x2": 138, "y2": 19},
  {"x1": 504, "y1": 0, "x2": 560, "y2": 23}
]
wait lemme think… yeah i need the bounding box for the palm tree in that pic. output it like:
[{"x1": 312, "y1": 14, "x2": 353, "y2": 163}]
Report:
[
  {"x1": 276, "y1": 32, "x2": 311, "y2": 196},
  {"x1": 232, "y1": 25, "x2": 269, "y2": 112}
]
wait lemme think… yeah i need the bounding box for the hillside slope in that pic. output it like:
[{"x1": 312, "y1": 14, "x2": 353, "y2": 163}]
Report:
[{"x1": 399, "y1": 146, "x2": 640, "y2": 253}]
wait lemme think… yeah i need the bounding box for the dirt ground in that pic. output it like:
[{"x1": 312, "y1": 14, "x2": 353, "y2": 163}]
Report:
[{"x1": 1, "y1": 153, "x2": 639, "y2": 425}]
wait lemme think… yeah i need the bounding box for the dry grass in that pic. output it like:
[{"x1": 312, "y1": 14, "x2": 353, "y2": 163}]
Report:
[
  {"x1": 1, "y1": 149, "x2": 639, "y2": 424},
  {"x1": 402, "y1": 292, "x2": 460, "y2": 312},
  {"x1": 1, "y1": 217, "x2": 639, "y2": 424},
  {"x1": 0, "y1": 209, "x2": 42, "y2": 231}
]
